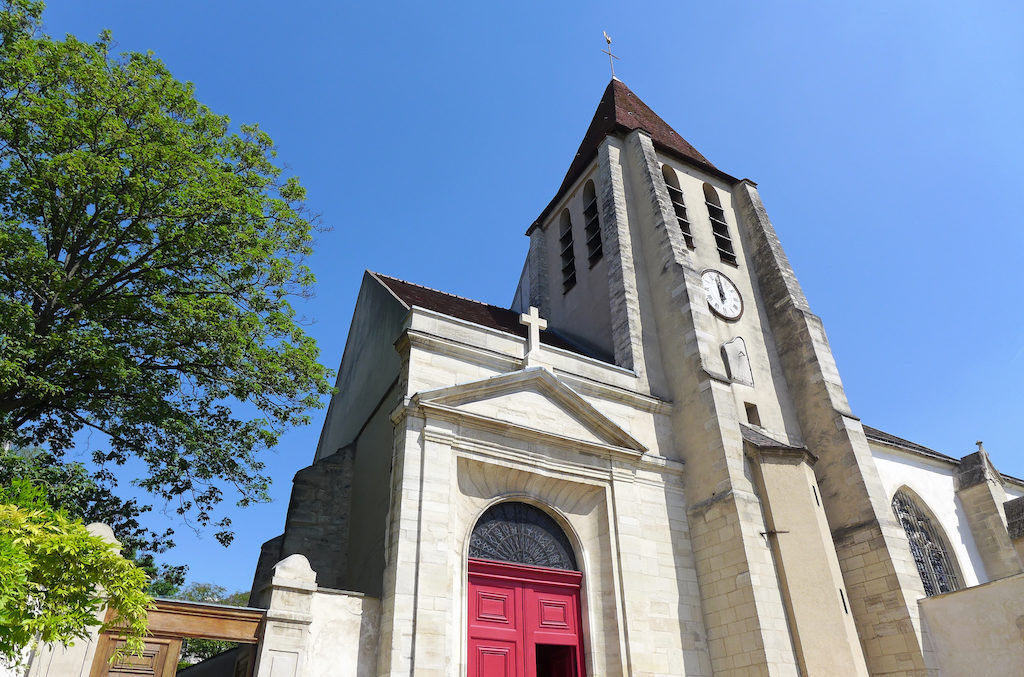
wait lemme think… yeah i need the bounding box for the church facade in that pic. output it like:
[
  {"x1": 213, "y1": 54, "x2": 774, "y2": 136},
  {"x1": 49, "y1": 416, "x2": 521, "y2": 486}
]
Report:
[
  {"x1": 19, "y1": 79, "x2": 1024, "y2": 677},
  {"x1": 240, "y1": 79, "x2": 1024, "y2": 677}
]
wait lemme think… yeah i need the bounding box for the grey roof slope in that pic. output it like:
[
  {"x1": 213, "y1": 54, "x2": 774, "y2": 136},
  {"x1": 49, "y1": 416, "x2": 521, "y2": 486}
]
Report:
[
  {"x1": 530, "y1": 79, "x2": 739, "y2": 233},
  {"x1": 372, "y1": 272, "x2": 613, "y2": 363}
]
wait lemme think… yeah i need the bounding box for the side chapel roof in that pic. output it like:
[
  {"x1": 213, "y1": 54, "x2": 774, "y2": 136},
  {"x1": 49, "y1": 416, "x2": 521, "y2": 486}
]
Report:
[
  {"x1": 371, "y1": 272, "x2": 599, "y2": 358},
  {"x1": 530, "y1": 78, "x2": 739, "y2": 232}
]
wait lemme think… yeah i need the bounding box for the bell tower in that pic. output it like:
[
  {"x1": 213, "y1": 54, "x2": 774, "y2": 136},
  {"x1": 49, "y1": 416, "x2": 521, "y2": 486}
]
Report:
[{"x1": 515, "y1": 79, "x2": 932, "y2": 676}]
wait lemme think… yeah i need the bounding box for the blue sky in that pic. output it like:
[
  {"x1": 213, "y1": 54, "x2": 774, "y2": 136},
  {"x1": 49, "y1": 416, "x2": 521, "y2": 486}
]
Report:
[{"x1": 39, "y1": 2, "x2": 1024, "y2": 593}]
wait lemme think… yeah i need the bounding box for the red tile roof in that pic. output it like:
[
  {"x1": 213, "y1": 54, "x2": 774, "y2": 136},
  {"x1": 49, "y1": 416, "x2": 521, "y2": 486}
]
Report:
[
  {"x1": 372, "y1": 272, "x2": 597, "y2": 357},
  {"x1": 531, "y1": 79, "x2": 736, "y2": 232}
]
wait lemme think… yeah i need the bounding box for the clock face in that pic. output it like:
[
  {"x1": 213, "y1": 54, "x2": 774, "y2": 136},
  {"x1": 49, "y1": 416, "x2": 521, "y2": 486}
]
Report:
[{"x1": 701, "y1": 270, "x2": 743, "y2": 320}]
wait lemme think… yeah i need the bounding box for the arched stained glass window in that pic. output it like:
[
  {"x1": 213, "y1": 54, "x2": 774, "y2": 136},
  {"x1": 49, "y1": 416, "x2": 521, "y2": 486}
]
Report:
[
  {"x1": 891, "y1": 488, "x2": 962, "y2": 596},
  {"x1": 469, "y1": 502, "x2": 578, "y2": 571}
]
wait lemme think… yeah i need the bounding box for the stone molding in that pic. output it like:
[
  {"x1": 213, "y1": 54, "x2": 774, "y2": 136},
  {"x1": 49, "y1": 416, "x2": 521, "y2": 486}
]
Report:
[{"x1": 406, "y1": 367, "x2": 646, "y2": 452}]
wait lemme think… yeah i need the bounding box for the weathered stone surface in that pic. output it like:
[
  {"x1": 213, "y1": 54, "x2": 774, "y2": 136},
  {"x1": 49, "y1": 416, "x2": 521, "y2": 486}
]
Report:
[
  {"x1": 1007, "y1": 496, "x2": 1024, "y2": 540},
  {"x1": 278, "y1": 447, "x2": 354, "y2": 590}
]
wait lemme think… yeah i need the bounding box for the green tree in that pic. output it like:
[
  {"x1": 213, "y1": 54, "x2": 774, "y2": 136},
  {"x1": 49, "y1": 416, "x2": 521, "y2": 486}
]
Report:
[
  {"x1": 0, "y1": 0, "x2": 332, "y2": 544},
  {"x1": 0, "y1": 478, "x2": 151, "y2": 666},
  {"x1": 0, "y1": 449, "x2": 186, "y2": 596}
]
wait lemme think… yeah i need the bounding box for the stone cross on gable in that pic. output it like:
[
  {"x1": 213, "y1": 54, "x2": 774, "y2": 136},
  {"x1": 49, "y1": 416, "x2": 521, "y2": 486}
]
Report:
[{"x1": 519, "y1": 306, "x2": 547, "y2": 358}]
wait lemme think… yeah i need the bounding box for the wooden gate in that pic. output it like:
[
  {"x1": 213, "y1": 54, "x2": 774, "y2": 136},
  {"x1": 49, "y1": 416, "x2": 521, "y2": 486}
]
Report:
[{"x1": 90, "y1": 599, "x2": 264, "y2": 677}]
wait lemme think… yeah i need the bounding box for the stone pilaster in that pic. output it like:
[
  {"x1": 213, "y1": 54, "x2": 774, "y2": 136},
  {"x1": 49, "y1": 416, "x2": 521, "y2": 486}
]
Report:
[
  {"x1": 252, "y1": 554, "x2": 316, "y2": 677},
  {"x1": 597, "y1": 139, "x2": 648, "y2": 387},
  {"x1": 735, "y1": 180, "x2": 931, "y2": 676},
  {"x1": 954, "y1": 447, "x2": 1023, "y2": 581},
  {"x1": 527, "y1": 228, "x2": 550, "y2": 319},
  {"x1": 375, "y1": 410, "x2": 458, "y2": 677}
]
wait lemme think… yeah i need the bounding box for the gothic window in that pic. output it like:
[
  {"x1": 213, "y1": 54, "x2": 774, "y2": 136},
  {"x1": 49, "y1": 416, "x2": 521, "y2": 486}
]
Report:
[
  {"x1": 891, "y1": 488, "x2": 962, "y2": 596},
  {"x1": 558, "y1": 209, "x2": 576, "y2": 293},
  {"x1": 662, "y1": 165, "x2": 695, "y2": 249},
  {"x1": 582, "y1": 180, "x2": 603, "y2": 265},
  {"x1": 469, "y1": 501, "x2": 578, "y2": 571},
  {"x1": 703, "y1": 183, "x2": 737, "y2": 265}
]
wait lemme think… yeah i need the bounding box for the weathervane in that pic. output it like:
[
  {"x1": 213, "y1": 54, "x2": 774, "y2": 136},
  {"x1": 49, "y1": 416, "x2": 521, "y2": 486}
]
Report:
[{"x1": 602, "y1": 31, "x2": 620, "y2": 78}]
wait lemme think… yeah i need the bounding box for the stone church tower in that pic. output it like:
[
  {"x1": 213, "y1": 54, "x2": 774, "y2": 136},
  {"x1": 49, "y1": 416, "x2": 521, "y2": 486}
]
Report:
[
  {"x1": 240, "y1": 79, "x2": 1024, "y2": 677},
  {"x1": 512, "y1": 78, "x2": 915, "y2": 676}
]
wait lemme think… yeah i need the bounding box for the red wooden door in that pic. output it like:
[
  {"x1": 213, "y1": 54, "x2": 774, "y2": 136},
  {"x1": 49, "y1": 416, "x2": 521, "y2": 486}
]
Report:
[{"x1": 468, "y1": 559, "x2": 585, "y2": 677}]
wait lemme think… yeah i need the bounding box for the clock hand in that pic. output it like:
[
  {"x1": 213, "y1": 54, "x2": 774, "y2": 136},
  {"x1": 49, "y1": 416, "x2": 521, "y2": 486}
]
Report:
[{"x1": 716, "y1": 277, "x2": 726, "y2": 303}]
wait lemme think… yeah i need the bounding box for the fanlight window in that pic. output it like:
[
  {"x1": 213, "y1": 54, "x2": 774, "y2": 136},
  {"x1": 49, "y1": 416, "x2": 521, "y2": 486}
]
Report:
[
  {"x1": 469, "y1": 502, "x2": 578, "y2": 571},
  {"x1": 891, "y1": 489, "x2": 962, "y2": 596}
]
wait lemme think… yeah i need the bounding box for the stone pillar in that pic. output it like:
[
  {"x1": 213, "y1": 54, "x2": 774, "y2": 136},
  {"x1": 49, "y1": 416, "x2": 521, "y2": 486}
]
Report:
[
  {"x1": 25, "y1": 523, "x2": 117, "y2": 677},
  {"x1": 1004, "y1": 495, "x2": 1024, "y2": 565},
  {"x1": 954, "y1": 446, "x2": 1023, "y2": 581},
  {"x1": 252, "y1": 554, "x2": 316, "y2": 677}
]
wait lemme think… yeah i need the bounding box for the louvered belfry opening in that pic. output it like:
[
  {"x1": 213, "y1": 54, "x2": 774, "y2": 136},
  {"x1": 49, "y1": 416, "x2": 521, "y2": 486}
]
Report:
[
  {"x1": 703, "y1": 183, "x2": 736, "y2": 265},
  {"x1": 558, "y1": 209, "x2": 576, "y2": 293},
  {"x1": 582, "y1": 180, "x2": 602, "y2": 266},
  {"x1": 662, "y1": 165, "x2": 694, "y2": 249}
]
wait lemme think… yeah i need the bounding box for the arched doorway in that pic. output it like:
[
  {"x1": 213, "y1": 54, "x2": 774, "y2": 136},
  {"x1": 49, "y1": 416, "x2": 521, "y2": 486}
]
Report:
[{"x1": 467, "y1": 502, "x2": 585, "y2": 677}]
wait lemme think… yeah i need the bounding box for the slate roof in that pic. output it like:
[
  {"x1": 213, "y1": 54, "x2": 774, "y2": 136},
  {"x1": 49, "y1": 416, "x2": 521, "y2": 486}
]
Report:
[
  {"x1": 740, "y1": 424, "x2": 805, "y2": 451},
  {"x1": 862, "y1": 425, "x2": 956, "y2": 463},
  {"x1": 372, "y1": 272, "x2": 608, "y2": 360},
  {"x1": 531, "y1": 79, "x2": 739, "y2": 232},
  {"x1": 863, "y1": 424, "x2": 1023, "y2": 485}
]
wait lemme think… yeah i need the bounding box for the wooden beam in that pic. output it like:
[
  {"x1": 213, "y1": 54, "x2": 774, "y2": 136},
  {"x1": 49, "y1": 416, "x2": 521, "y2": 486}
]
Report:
[{"x1": 105, "y1": 599, "x2": 265, "y2": 643}]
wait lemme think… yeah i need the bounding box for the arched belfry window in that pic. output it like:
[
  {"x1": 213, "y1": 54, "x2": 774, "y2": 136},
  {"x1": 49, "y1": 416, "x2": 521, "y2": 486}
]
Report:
[
  {"x1": 662, "y1": 165, "x2": 694, "y2": 249},
  {"x1": 582, "y1": 180, "x2": 603, "y2": 265},
  {"x1": 558, "y1": 209, "x2": 576, "y2": 293},
  {"x1": 891, "y1": 488, "x2": 962, "y2": 596},
  {"x1": 469, "y1": 502, "x2": 578, "y2": 571},
  {"x1": 703, "y1": 183, "x2": 737, "y2": 265}
]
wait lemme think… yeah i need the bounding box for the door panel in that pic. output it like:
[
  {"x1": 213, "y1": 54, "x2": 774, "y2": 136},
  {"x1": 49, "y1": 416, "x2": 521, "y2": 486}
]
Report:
[
  {"x1": 468, "y1": 559, "x2": 584, "y2": 677},
  {"x1": 472, "y1": 639, "x2": 518, "y2": 677},
  {"x1": 91, "y1": 637, "x2": 181, "y2": 677}
]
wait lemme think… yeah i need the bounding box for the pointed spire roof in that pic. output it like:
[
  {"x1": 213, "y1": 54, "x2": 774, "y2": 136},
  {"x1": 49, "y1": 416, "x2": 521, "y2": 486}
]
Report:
[{"x1": 531, "y1": 79, "x2": 737, "y2": 231}]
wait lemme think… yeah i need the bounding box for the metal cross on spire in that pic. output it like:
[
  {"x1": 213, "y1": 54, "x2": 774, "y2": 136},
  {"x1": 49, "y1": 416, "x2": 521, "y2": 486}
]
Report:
[{"x1": 602, "y1": 31, "x2": 620, "y2": 78}]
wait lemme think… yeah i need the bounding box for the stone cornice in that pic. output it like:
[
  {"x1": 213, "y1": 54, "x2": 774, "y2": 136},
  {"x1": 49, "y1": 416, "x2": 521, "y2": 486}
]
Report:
[
  {"x1": 409, "y1": 367, "x2": 648, "y2": 452},
  {"x1": 410, "y1": 399, "x2": 646, "y2": 463}
]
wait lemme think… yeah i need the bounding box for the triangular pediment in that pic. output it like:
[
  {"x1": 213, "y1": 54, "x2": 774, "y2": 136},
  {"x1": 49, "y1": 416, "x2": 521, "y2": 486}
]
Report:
[{"x1": 413, "y1": 368, "x2": 646, "y2": 453}]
